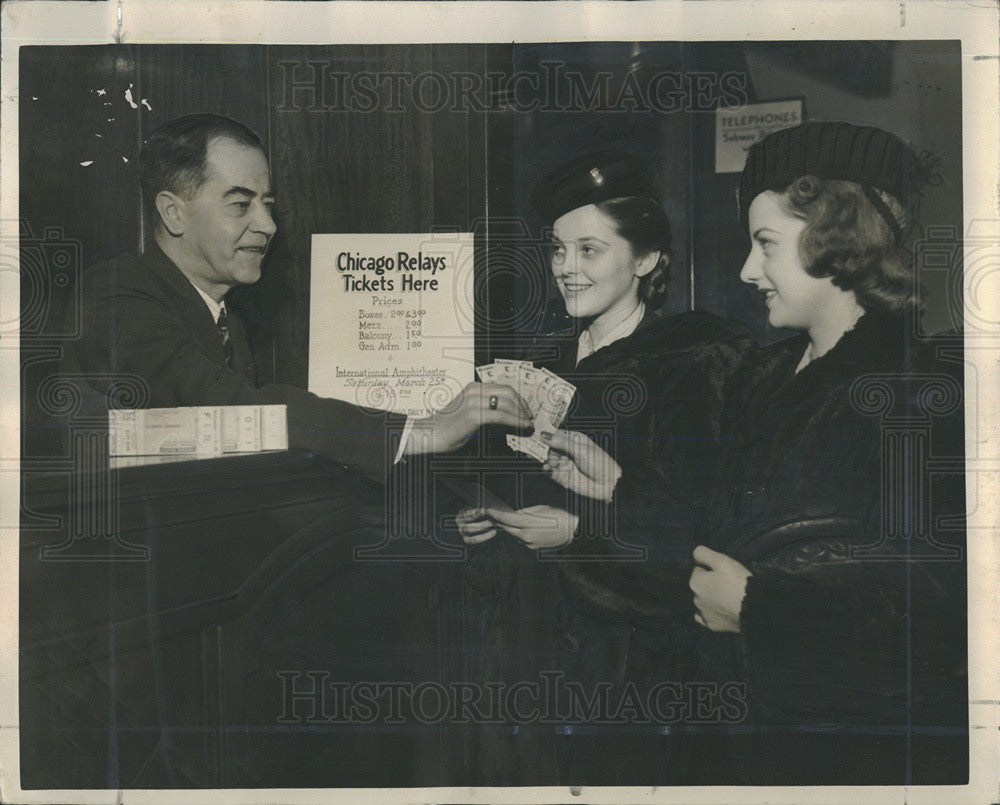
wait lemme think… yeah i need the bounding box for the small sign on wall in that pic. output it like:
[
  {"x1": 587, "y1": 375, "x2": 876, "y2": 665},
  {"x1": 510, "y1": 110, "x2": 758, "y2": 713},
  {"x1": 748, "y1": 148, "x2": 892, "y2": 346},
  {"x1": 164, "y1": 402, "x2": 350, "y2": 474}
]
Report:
[
  {"x1": 716, "y1": 98, "x2": 804, "y2": 173},
  {"x1": 308, "y1": 232, "x2": 475, "y2": 418}
]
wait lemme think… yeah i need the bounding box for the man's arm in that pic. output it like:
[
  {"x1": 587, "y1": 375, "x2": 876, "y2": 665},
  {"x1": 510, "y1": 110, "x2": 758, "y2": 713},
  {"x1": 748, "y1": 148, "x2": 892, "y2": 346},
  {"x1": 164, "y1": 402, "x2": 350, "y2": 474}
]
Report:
[
  {"x1": 68, "y1": 264, "x2": 396, "y2": 480},
  {"x1": 68, "y1": 257, "x2": 529, "y2": 482}
]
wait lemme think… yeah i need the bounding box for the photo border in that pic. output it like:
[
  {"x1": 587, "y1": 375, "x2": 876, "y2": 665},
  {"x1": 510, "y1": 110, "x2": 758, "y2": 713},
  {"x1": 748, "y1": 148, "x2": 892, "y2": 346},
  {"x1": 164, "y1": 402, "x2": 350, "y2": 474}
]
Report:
[{"x1": 2, "y1": 2, "x2": 997, "y2": 803}]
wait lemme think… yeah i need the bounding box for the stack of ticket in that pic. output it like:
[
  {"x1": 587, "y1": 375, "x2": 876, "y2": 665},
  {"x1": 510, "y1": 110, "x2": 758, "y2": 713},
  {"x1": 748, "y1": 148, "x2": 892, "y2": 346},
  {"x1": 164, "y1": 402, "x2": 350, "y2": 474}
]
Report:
[
  {"x1": 475, "y1": 359, "x2": 576, "y2": 462},
  {"x1": 109, "y1": 405, "x2": 288, "y2": 459}
]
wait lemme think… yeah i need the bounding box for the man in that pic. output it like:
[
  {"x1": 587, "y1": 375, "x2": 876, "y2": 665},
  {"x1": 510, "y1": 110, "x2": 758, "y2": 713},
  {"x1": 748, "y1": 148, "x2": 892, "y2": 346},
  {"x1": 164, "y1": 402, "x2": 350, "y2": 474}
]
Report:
[{"x1": 64, "y1": 114, "x2": 530, "y2": 481}]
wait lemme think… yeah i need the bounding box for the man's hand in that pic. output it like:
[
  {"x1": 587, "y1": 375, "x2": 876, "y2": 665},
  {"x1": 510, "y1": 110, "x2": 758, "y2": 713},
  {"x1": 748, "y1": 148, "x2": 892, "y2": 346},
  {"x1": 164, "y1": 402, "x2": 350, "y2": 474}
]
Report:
[
  {"x1": 541, "y1": 430, "x2": 622, "y2": 502},
  {"x1": 403, "y1": 382, "x2": 532, "y2": 456},
  {"x1": 689, "y1": 545, "x2": 752, "y2": 633}
]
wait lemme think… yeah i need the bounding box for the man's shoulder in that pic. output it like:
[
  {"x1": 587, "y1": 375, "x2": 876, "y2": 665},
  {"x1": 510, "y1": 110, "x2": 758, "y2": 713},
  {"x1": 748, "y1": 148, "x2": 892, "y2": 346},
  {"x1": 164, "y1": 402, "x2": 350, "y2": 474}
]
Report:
[
  {"x1": 84, "y1": 251, "x2": 138, "y2": 275},
  {"x1": 82, "y1": 248, "x2": 187, "y2": 303},
  {"x1": 83, "y1": 250, "x2": 154, "y2": 291}
]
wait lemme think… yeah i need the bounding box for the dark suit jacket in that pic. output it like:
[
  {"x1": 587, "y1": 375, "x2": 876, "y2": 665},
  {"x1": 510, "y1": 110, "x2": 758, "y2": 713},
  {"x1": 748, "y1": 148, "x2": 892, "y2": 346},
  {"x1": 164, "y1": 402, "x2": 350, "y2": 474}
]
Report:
[{"x1": 62, "y1": 242, "x2": 400, "y2": 482}]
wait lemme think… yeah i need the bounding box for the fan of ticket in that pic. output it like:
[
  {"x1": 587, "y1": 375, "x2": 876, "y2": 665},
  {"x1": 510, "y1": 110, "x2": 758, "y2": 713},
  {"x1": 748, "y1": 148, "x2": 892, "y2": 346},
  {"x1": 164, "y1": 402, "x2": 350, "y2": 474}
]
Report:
[{"x1": 475, "y1": 359, "x2": 577, "y2": 462}]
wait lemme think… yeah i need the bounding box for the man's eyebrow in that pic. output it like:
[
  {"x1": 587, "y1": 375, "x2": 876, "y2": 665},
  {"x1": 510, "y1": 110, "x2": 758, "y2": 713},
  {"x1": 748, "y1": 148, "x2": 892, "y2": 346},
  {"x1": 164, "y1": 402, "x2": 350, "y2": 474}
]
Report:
[{"x1": 222, "y1": 185, "x2": 274, "y2": 200}]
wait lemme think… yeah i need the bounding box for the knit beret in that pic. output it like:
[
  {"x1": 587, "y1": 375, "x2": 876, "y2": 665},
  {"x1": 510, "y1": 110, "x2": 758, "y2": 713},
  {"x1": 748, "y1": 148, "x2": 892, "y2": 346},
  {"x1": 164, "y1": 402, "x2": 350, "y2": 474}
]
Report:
[
  {"x1": 531, "y1": 150, "x2": 659, "y2": 224},
  {"x1": 738, "y1": 122, "x2": 923, "y2": 227}
]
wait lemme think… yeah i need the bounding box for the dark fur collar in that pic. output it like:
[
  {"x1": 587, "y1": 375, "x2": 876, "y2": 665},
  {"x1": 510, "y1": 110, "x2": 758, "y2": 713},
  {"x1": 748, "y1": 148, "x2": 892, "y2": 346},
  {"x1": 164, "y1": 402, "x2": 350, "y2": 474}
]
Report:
[
  {"x1": 532, "y1": 309, "x2": 752, "y2": 365},
  {"x1": 756, "y1": 309, "x2": 913, "y2": 391}
]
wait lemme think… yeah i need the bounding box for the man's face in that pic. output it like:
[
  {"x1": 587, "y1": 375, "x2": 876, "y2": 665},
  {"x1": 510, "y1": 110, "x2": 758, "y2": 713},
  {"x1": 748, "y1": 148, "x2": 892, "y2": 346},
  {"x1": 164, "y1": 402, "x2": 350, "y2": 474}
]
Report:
[{"x1": 178, "y1": 136, "x2": 276, "y2": 300}]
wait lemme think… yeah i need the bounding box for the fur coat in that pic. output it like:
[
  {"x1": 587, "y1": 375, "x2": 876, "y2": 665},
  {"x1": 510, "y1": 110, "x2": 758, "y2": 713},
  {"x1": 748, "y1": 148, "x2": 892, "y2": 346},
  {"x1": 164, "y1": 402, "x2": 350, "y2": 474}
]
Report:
[
  {"x1": 685, "y1": 309, "x2": 968, "y2": 785},
  {"x1": 462, "y1": 309, "x2": 755, "y2": 785}
]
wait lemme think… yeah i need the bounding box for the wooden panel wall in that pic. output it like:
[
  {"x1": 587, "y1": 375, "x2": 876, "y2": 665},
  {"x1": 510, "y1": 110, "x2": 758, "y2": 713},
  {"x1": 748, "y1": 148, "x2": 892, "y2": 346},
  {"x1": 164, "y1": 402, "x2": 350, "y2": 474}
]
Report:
[
  {"x1": 265, "y1": 44, "x2": 490, "y2": 386},
  {"x1": 20, "y1": 46, "x2": 143, "y2": 262},
  {"x1": 20, "y1": 45, "x2": 145, "y2": 460}
]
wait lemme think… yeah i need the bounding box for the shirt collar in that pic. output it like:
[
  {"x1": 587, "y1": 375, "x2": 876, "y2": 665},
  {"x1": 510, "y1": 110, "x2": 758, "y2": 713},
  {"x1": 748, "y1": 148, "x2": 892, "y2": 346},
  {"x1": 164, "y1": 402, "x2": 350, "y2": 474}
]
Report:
[
  {"x1": 576, "y1": 302, "x2": 645, "y2": 365},
  {"x1": 191, "y1": 282, "x2": 225, "y2": 323}
]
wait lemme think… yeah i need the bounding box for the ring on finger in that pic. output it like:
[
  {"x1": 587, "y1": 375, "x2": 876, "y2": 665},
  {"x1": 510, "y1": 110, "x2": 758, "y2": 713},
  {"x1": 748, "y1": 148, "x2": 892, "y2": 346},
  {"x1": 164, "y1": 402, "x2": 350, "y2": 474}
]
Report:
[{"x1": 488, "y1": 395, "x2": 499, "y2": 410}]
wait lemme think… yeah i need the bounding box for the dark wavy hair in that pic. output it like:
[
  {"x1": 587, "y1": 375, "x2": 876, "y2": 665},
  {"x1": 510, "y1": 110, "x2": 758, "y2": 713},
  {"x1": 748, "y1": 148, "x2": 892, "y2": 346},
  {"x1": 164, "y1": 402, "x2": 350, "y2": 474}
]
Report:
[
  {"x1": 779, "y1": 176, "x2": 916, "y2": 312},
  {"x1": 141, "y1": 113, "x2": 266, "y2": 233},
  {"x1": 595, "y1": 196, "x2": 673, "y2": 309}
]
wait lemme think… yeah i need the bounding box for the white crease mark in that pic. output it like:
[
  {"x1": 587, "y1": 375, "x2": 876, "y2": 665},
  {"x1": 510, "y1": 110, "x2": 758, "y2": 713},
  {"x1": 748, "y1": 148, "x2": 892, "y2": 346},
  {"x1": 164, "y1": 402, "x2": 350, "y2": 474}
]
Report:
[
  {"x1": 80, "y1": 161, "x2": 94, "y2": 167},
  {"x1": 141, "y1": 98, "x2": 152, "y2": 112},
  {"x1": 114, "y1": 0, "x2": 124, "y2": 44},
  {"x1": 124, "y1": 84, "x2": 138, "y2": 110},
  {"x1": 122, "y1": 157, "x2": 129, "y2": 163}
]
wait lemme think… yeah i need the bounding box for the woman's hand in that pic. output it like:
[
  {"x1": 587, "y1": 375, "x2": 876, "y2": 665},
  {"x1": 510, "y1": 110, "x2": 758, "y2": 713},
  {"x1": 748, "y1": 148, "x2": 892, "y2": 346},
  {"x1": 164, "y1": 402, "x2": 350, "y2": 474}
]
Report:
[
  {"x1": 541, "y1": 429, "x2": 622, "y2": 502},
  {"x1": 489, "y1": 505, "x2": 579, "y2": 550},
  {"x1": 404, "y1": 382, "x2": 533, "y2": 456},
  {"x1": 689, "y1": 545, "x2": 752, "y2": 633},
  {"x1": 456, "y1": 508, "x2": 499, "y2": 545},
  {"x1": 457, "y1": 505, "x2": 579, "y2": 550}
]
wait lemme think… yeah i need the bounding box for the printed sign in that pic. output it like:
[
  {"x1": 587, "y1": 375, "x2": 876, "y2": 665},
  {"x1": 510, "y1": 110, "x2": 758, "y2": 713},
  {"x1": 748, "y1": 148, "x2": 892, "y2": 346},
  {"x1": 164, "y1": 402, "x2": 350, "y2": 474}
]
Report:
[
  {"x1": 308, "y1": 232, "x2": 475, "y2": 417},
  {"x1": 716, "y1": 98, "x2": 803, "y2": 173}
]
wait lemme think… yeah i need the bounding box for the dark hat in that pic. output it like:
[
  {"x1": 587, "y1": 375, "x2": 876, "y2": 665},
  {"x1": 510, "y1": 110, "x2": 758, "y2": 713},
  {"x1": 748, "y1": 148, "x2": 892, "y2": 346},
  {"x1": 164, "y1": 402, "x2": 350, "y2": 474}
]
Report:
[
  {"x1": 738, "y1": 122, "x2": 924, "y2": 227},
  {"x1": 531, "y1": 150, "x2": 659, "y2": 224}
]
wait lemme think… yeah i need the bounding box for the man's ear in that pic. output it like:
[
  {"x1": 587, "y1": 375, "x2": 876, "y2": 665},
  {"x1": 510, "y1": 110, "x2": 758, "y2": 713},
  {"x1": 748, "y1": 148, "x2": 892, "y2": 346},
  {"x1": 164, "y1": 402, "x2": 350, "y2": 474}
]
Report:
[
  {"x1": 155, "y1": 191, "x2": 186, "y2": 237},
  {"x1": 634, "y1": 250, "x2": 665, "y2": 278}
]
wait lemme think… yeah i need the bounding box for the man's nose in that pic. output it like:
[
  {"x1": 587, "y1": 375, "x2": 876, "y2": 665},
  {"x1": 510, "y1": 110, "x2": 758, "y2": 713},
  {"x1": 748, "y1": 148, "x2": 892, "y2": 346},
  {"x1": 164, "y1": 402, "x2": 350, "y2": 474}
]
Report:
[{"x1": 252, "y1": 203, "x2": 277, "y2": 238}]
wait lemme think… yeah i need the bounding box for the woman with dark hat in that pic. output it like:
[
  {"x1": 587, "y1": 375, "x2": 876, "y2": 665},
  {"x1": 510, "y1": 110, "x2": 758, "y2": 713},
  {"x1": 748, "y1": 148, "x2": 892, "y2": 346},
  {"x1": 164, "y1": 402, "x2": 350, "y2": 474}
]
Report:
[
  {"x1": 457, "y1": 150, "x2": 755, "y2": 784},
  {"x1": 461, "y1": 150, "x2": 755, "y2": 536},
  {"x1": 544, "y1": 123, "x2": 967, "y2": 785}
]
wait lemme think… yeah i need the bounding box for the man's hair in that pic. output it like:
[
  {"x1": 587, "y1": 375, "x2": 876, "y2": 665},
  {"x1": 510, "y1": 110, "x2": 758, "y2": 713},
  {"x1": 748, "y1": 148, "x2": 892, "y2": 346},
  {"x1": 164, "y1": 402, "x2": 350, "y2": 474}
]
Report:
[
  {"x1": 595, "y1": 196, "x2": 673, "y2": 309},
  {"x1": 140, "y1": 113, "x2": 265, "y2": 230},
  {"x1": 779, "y1": 176, "x2": 916, "y2": 312}
]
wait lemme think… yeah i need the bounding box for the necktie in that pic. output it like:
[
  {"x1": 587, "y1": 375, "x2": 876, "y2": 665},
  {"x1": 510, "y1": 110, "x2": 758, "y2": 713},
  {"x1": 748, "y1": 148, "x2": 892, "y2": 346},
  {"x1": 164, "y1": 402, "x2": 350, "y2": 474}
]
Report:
[{"x1": 217, "y1": 307, "x2": 235, "y2": 370}]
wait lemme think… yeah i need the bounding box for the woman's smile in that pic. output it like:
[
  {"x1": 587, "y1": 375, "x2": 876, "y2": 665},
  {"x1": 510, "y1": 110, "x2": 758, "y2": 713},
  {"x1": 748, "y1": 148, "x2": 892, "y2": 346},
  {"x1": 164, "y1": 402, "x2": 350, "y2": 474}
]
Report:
[{"x1": 550, "y1": 204, "x2": 648, "y2": 326}]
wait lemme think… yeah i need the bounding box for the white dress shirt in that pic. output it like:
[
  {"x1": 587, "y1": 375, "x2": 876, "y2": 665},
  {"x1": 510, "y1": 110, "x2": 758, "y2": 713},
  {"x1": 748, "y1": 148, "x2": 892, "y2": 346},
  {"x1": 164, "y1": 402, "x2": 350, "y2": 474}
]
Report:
[
  {"x1": 575, "y1": 302, "x2": 645, "y2": 365},
  {"x1": 191, "y1": 282, "x2": 225, "y2": 324}
]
